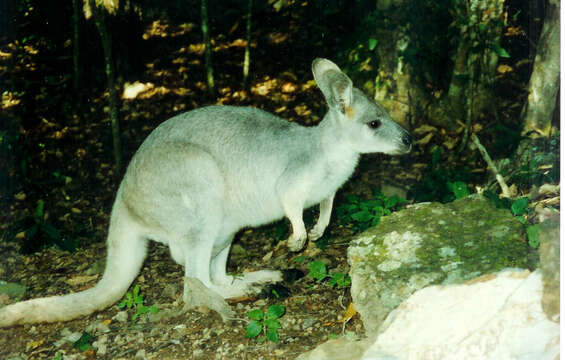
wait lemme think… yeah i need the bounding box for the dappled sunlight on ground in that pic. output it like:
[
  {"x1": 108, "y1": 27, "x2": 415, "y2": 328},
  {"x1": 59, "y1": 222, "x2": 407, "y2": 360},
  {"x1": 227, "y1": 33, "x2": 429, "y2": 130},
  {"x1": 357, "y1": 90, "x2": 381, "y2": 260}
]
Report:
[{"x1": 143, "y1": 20, "x2": 196, "y2": 39}]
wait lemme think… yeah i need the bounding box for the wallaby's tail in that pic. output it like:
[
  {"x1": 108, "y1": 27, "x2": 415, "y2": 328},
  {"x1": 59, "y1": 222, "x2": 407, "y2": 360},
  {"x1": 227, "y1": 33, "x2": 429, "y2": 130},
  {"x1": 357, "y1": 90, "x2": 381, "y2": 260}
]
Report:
[{"x1": 0, "y1": 196, "x2": 148, "y2": 327}]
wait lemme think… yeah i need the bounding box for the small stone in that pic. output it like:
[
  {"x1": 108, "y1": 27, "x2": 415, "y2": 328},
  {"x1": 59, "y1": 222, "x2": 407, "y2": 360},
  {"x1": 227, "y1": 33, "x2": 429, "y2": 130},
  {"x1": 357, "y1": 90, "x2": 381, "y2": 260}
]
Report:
[
  {"x1": 113, "y1": 311, "x2": 128, "y2": 323},
  {"x1": 134, "y1": 349, "x2": 147, "y2": 360}
]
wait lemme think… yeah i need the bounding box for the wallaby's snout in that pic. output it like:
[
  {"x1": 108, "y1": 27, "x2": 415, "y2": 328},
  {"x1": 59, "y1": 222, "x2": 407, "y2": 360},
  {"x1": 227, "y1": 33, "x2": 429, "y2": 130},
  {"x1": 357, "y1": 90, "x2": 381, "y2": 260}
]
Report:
[{"x1": 395, "y1": 127, "x2": 412, "y2": 154}]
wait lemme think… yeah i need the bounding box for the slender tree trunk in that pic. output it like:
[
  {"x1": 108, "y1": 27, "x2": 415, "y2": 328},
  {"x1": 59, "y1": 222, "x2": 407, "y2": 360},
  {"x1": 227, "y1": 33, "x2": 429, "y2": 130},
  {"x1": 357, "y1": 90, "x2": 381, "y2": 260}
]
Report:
[
  {"x1": 522, "y1": 0, "x2": 560, "y2": 137},
  {"x1": 72, "y1": 0, "x2": 80, "y2": 93},
  {"x1": 201, "y1": 0, "x2": 215, "y2": 95},
  {"x1": 89, "y1": 0, "x2": 122, "y2": 171},
  {"x1": 242, "y1": 0, "x2": 253, "y2": 88},
  {"x1": 0, "y1": 0, "x2": 16, "y2": 42},
  {"x1": 447, "y1": 0, "x2": 504, "y2": 127}
]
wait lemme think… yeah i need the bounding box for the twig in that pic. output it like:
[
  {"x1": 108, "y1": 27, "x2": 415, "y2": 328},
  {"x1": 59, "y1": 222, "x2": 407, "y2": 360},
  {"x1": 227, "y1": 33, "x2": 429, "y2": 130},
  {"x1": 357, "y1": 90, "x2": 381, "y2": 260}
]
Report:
[{"x1": 472, "y1": 134, "x2": 511, "y2": 197}]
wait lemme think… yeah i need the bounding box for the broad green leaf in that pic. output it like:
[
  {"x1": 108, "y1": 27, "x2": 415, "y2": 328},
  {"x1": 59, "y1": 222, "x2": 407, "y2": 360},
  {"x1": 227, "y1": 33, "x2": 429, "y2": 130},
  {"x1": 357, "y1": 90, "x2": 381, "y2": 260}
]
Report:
[
  {"x1": 133, "y1": 285, "x2": 140, "y2": 299},
  {"x1": 329, "y1": 273, "x2": 351, "y2": 288},
  {"x1": 309, "y1": 261, "x2": 327, "y2": 282},
  {"x1": 246, "y1": 321, "x2": 263, "y2": 338},
  {"x1": 526, "y1": 224, "x2": 540, "y2": 249},
  {"x1": 266, "y1": 304, "x2": 285, "y2": 320},
  {"x1": 266, "y1": 327, "x2": 279, "y2": 342},
  {"x1": 148, "y1": 305, "x2": 159, "y2": 313},
  {"x1": 247, "y1": 309, "x2": 264, "y2": 321},
  {"x1": 35, "y1": 200, "x2": 45, "y2": 221},
  {"x1": 511, "y1": 197, "x2": 529, "y2": 216},
  {"x1": 447, "y1": 181, "x2": 470, "y2": 199},
  {"x1": 490, "y1": 44, "x2": 510, "y2": 58},
  {"x1": 73, "y1": 332, "x2": 93, "y2": 351},
  {"x1": 264, "y1": 318, "x2": 281, "y2": 330},
  {"x1": 135, "y1": 295, "x2": 144, "y2": 305},
  {"x1": 368, "y1": 38, "x2": 378, "y2": 50},
  {"x1": 351, "y1": 210, "x2": 372, "y2": 222}
]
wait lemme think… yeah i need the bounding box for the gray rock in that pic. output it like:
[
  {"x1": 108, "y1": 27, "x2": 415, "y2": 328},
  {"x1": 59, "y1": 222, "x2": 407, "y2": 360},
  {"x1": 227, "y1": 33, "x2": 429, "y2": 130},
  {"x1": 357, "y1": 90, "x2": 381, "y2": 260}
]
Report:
[
  {"x1": 348, "y1": 196, "x2": 529, "y2": 334},
  {"x1": 539, "y1": 213, "x2": 559, "y2": 321}
]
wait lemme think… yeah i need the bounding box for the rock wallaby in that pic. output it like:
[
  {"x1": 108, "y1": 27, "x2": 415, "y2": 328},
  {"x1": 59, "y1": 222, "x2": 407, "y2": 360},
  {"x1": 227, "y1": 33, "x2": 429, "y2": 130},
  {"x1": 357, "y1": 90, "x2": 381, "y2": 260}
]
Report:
[{"x1": 0, "y1": 58, "x2": 411, "y2": 327}]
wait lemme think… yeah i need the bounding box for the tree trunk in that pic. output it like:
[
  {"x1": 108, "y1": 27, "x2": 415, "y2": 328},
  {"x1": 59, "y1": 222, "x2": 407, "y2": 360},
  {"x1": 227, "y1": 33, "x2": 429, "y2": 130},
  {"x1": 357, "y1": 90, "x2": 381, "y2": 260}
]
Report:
[
  {"x1": 201, "y1": 0, "x2": 215, "y2": 95},
  {"x1": 242, "y1": 0, "x2": 253, "y2": 88},
  {"x1": 0, "y1": 0, "x2": 16, "y2": 42},
  {"x1": 522, "y1": 0, "x2": 560, "y2": 137},
  {"x1": 72, "y1": 0, "x2": 80, "y2": 93},
  {"x1": 88, "y1": 0, "x2": 122, "y2": 171}
]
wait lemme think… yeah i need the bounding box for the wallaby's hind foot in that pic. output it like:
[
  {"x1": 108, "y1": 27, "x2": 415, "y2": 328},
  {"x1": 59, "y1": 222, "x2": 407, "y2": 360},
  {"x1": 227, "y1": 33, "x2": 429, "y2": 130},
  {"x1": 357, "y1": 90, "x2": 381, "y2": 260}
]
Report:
[{"x1": 206, "y1": 270, "x2": 283, "y2": 299}]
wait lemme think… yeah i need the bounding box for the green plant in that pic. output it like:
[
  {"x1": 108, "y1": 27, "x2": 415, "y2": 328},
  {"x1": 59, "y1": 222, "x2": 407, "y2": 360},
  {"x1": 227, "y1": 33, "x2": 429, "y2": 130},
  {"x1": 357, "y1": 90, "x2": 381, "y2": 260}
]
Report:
[
  {"x1": 246, "y1": 304, "x2": 285, "y2": 343},
  {"x1": 510, "y1": 197, "x2": 541, "y2": 249},
  {"x1": 73, "y1": 332, "x2": 94, "y2": 351},
  {"x1": 308, "y1": 261, "x2": 351, "y2": 289},
  {"x1": 15, "y1": 200, "x2": 78, "y2": 253},
  {"x1": 118, "y1": 285, "x2": 158, "y2": 323},
  {"x1": 336, "y1": 188, "x2": 407, "y2": 232},
  {"x1": 485, "y1": 193, "x2": 540, "y2": 249}
]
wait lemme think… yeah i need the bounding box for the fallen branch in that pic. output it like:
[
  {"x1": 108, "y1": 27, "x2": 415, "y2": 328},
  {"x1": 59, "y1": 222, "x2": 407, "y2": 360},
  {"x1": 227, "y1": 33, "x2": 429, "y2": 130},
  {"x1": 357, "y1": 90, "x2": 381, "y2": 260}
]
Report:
[{"x1": 472, "y1": 134, "x2": 511, "y2": 198}]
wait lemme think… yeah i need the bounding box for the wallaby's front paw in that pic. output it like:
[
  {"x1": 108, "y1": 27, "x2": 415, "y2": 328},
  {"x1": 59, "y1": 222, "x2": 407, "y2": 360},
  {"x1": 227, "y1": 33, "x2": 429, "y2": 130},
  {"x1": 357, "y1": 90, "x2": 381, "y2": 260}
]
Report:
[{"x1": 286, "y1": 232, "x2": 307, "y2": 252}]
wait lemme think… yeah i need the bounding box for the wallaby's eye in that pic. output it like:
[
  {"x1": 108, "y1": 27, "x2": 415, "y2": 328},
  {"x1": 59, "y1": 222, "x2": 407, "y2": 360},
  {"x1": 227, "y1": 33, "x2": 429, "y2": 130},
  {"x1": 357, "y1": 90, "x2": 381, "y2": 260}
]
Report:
[{"x1": 368, "y1": 120, "x2": 382, "y2": 129}]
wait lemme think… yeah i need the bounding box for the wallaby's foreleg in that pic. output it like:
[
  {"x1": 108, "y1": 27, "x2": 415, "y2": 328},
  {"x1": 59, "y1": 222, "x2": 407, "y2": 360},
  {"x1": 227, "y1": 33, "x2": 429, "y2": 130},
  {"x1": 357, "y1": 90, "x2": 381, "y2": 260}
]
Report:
[
  {"x1": 281, "y1": 196, "x2": 308, "y2": 252},
  {"x1": 308, "y1": 193, "x2": 335, "y2": 241}
]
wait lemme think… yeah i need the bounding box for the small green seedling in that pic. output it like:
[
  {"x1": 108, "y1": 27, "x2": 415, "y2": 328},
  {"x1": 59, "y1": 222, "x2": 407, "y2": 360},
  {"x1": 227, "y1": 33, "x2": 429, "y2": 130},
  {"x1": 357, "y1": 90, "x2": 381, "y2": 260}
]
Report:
[
  {"x1": 508, "y1": 197, "x2": 541, "y2": 249},
  {"x1": 118, "y1": 285, "x2": 158, "y2": 323},
  {"x1": 73, "y1": 332, "x2": 94, "y2": 351},
  {"x1": 308, "y1": 261, "x2": 351, "y2": 288},
  {"x1": 246, "y1": 304, "x2": 285, "y2": 343}
]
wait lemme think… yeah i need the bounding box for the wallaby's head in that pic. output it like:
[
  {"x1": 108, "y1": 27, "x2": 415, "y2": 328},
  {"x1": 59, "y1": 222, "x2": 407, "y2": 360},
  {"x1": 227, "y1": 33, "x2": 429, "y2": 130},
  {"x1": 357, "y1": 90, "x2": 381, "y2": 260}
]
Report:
[{"x1": 312, "y1": 58, "x2": 412, "y2": 155}]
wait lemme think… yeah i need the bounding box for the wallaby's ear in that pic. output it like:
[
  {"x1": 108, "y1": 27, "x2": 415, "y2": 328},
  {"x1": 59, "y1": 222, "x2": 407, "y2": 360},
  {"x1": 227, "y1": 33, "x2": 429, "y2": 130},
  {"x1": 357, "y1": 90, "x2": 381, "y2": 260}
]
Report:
[{"x1": 312, "y1": 58, "x2": 353, "y2": 115}]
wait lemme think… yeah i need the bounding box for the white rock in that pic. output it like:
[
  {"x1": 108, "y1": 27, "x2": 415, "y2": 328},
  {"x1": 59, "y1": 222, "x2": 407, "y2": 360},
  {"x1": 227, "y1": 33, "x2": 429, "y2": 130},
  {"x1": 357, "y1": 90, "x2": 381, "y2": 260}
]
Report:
[
  {"x1": 298, "y1": 269, "x2": 559, "y2": 360},
  {"x1": 362, "y1": 269, "x2": 559, "y2": 360}
]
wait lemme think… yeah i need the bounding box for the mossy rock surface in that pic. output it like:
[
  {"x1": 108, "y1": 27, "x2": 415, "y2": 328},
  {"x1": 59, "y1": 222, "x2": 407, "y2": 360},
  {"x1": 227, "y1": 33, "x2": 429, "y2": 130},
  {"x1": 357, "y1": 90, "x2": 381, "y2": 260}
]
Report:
[{"x1": 347, "y1": 195, "x2": 529, "y2": 335}]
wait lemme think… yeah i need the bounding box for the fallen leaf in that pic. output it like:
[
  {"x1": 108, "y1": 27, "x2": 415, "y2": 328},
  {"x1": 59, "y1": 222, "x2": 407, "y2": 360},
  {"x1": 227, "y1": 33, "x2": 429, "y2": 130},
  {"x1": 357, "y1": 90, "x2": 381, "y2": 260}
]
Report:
[
  {"x1": 14, "y1": 192, "x2": 26, "y2": 201},
  {"x1": 415, "y1": 133, "x2": 434, "y2": 146},
  {"x1": 342, "y1": 302, "x2": 357, "y2": 323},
  {"x1": 26, "y1": 339, "x2": 45, "y2": 352},
  {"x1": 497, "y1": 64, "x2": 513, "y2": 74},
  {"x1": 413, "y1": 125, "x2": 438, "y2": 135}
]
